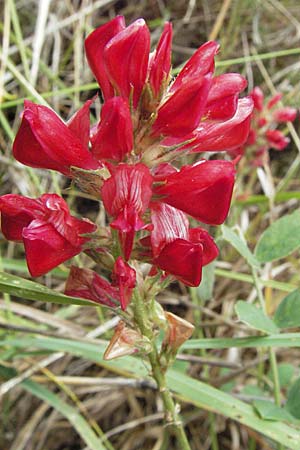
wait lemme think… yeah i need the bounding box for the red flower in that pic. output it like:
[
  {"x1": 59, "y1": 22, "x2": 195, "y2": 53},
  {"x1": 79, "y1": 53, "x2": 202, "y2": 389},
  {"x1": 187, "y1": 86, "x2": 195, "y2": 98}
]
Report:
[
  {"x1": 65, "y1": 266, "x2": 119, "y2": 308},
  {"x1": 101, "y1": 164, "x2": 153, "y2": 260},
  {"x1": 154, "y1": 160, "x2": 236, "y2": 225},
  {"x1": 151, "y1": 74, "x2": 212, "y2": 137},
  {"x1": 170, "y1": 41, "x2": 219, "y2": 91},
  {"x1": 250, "y1": 86, "x2": 264, "y2": 111},
  {"x1": 13, "y1": 101, "x2": 100, "y2": 176},
  {"x1": 104, "y1": 19, "x2": 150, "y2": 108},
  {"x1": 85, "y1": 16, "x2": 125, "y2": 101},
  {"x1": 148, "y1": 22, "x2": 173, "y2": 97},
  {"x1": 150, "y1": 203, "x2": 203, "y2": 286},
  {"x1": 91, "y1": 97, "x2": 133, "y2": 161},
  {"x1": 67, "y1": 98, "x2": 94, "y2": 148},
  {"x1": 272, "y1": 107, "x2": 297, "y2": 123},
  {"x1": 65, "y1": 258, "x2": 136, "y2": 310},
  {"x1": 112, "y1": 257, "x2": 136, "y2": 310},
  {"x1": 188, "y1": 97, "x2": 254, "y2": 152},
  {"x1": 150, "y1": 203, "x2": 218, "y2": 286},
  {"x1": 265, "y1": 129, "x2": 290, "y2": 150},
  {"x1": 0, "y1": 194, "x2": 96, "y2": 276},
  {"x1": 204, "y1": 73, "x2": 248, "y2": 120}
]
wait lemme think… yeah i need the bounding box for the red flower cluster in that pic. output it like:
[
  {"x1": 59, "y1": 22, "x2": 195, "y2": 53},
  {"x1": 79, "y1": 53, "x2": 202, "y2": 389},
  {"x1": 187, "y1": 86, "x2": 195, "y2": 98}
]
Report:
[
  {"x1": 0, "y1": 16, "x2": 254, "y2": 309},
  {"x1": 230, "y1": 86, "x2": 297, "y2": 166}
]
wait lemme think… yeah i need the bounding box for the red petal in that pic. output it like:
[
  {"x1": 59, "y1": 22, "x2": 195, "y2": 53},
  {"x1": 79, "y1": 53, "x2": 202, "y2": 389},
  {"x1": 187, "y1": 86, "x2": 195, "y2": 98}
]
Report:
[
  {"x1": 154, "y1": 238, "x2": 203, "y2": 287},
  {"x1": 170, "y1": 41, "x2": 219, "y2": 92},
  {"x1": 0, "y1": 194, "x2": 44, "y2": 241},
  {"x1": 189, "y1": 227, "x2": 219, "y2": 265},
  {"x1": 267, "y1": 93, "x2": 282, "y2": 110},
  {"x1": 65, "y1": 266, "x2": 118, "y2": 307},
  {"x1": 204, "y1": 73, "x2": 247, "y2": 120},
  {"x1": 84, "y1": 16, "x2": 125, "y2": 100},
  {"x1": 67, "y1": 98, "x2": 94, "y2": 148},
  {"x1": 91, "y1": 97, "x2": 133, "y2": 161},
  {"x1": 154, "y1": 160, "x2": 236, "y2": 225},
  {"x1": 22, "y1": 221, "x2": 84, "y2": 276},
  {"x1": 104, "y1": 19, "x2": 150, "y2": 108},
  {"x1": 102, "y1": 164, "x2": 153, "y2": 218},
  {"x1": 13, "y1": 101, "x2": 99, "y2": 176},
  {"x1": 190, "y1": 97, "x2": 254, "y2": 152},
  {"x1": 265, "y1": 129, "x2": 290, "y2": 150},
  {"x1": 112, "y1": 257, "x2": 136, "y2": 310},
  {"x1": 148, "y1": 22, "x2": 173, "y2": 97},
  {"x1": 150, "y1": 203, "x2": 189, "y2": 257},
  {"x1": 250, "y1": 87, "x2": 264, "y2": 111},
  {"x1": 152, "y1": 74, "x2": 212, "y2": 137},
  {"x1": 272, "y1": 107, "x2": 297, "y2": 123}
]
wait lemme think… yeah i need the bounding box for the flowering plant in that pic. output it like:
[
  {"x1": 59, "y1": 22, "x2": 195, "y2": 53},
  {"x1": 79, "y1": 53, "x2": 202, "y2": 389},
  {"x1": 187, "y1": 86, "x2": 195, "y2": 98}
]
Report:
[
  {"x1": 230, "y1": 86, "x2": 297, "y2": 167},
  {"x1": 0, "y1": 16, "x2": 254, "y2": 449}
]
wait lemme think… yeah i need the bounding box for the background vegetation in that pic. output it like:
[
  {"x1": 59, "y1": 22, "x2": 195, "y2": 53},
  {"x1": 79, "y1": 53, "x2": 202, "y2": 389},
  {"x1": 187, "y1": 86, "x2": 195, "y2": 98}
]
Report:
[{"x1": 1, "y1": 1, "x2": 300, "y2": 449}]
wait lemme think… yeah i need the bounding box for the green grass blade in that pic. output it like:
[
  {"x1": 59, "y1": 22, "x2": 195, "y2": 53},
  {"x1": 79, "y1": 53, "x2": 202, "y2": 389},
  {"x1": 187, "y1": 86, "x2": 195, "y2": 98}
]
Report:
[
  {"x1": 2, "y1": 335, "x2": 300, "y2": 448},
  {"x1": 0, "y1": 271, "x2": 95, "y2": 306},
  {"x1": 22, "y1": 379, "x2": 109, "y2": 450},
  {"x1": 167, "y1": 370, "x2": 300, "y2": 450}
]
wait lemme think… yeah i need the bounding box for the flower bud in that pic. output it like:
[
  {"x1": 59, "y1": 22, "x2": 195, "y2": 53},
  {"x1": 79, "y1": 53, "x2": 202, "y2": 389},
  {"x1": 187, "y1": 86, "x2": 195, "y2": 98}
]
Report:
[
  {"x1": 163, "y1": 312, "x2": 194, "y2": 352},
  {"x1": 104, "y1": 321, "x2": 151, "y2": 360}
]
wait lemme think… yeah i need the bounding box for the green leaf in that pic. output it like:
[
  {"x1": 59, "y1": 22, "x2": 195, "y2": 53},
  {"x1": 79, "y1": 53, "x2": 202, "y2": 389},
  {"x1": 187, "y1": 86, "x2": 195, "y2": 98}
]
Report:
[
  {"x1": 253, "y1": 400, "x2": 295, "y2": 422},
  {"x1": 274, "y1": 289, "x2": 300, "y2": 329},
  {"x1": 235, "y1": 301, "x2": 279, "y2": 334},
  {"x1": 197, "y1": 261, "x2": 215, "y2": 301},
  {"x1": 286, "y1": 378, "x2": 300, "y2": 419},
  {"x1": 255, "y1": 209, "x2": 300, "y2": 263},
  {"x1": 268, "y1": 363, "x2": 294, "y2": 388},
  {"x1": 22, "y1": 380, "x2": 109, "y2": 450},
  {"x1": 221, "y1": 225, "x2": 260, "y2": 267},
  {"x1": 0, "y1": 271, "x2": 95, "y2": 306}
]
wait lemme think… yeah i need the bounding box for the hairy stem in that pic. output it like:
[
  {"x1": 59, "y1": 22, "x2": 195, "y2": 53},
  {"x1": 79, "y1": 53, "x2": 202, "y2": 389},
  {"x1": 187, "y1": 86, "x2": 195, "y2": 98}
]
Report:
[{"x1": 132, "y1": 289, "x2": 191, "y2": 450}]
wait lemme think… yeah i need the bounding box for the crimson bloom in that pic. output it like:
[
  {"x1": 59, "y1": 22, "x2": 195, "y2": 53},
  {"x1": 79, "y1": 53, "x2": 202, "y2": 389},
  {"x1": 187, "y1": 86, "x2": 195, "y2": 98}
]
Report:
[
  {"x1": 112, "y1": 257, "x2": 136, "y2": 310},
  {"x1": 85, "y1": 16, "x2": 126, "y2": 101},
  {"x1": 150, "y1": 203, "x2": 218, "y2": 286},
  {"x1": 0, "y1": 194, "x2": 96, "y2": 276},
  {"x1": 235, "y1": 87, "x2": 297, "y2": 165},
  {"x1": 65, "y1": 257, "x2": 136, "y2": 310},
  {"x1": 13, "y1": 100, "x2": 100, "y2": 176},
  {"x1": 91, "y1": 97, "x2": 133, "y2": 161},
  {"x1": 65, "y1": 266, "x2": 118, "y2": 307},
  {"x1": 154, "y1": 159, "x2": 236, "y2": 225},
  {"x1": 101, "y1": 164, "x2": 153, "y2": 260},
  {"x1": 148, "y1": 22, "x2": 173, "y2": 98},
  {"x1": 86, "y1": 17, "x2": 150, "y2": 108}
]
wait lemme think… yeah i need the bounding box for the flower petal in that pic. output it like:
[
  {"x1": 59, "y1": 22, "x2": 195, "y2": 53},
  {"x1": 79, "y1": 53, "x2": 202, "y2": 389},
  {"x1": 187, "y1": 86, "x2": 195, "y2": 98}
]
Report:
[
  {"x1": 91, "y1": 97, "x2": 133, "y2": 161},
  {"x1": 85, "y1": 16, "x2": 125, "y2": 100},
  {"x1": 154, "y1": 160, "x2": 236, "y2": 225},
  {"x1": 13, "y1": 101, "x2": 99, "y2": 176},
  {"x1": 104, "y1": 19, "x2": 150, "y2": 108}
]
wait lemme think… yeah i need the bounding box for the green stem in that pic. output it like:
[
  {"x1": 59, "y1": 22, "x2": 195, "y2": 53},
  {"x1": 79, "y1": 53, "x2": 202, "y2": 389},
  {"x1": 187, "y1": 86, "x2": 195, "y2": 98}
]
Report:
[{"x1": 132, "y1": 290, "x2": 191, "y2": 450}]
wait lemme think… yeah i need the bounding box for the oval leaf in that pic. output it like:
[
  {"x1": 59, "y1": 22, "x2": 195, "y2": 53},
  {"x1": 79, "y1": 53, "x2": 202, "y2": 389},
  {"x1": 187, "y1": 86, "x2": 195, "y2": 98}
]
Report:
[
  {"x1": 255, "y1": 209, "x2": 300, "y2": 263},
  {"x1": 286, "y1": 377, "x2": 300, "y2": 419},
  {"x1": 235, "y1": 301, "x2": 279, "y2": 334},
  {"x1": 274, "y1": 289, "x2": 300, "y2": 329},
  {"x1": 221, "y1": 225, "x2": 260, "y2": 267},
  {"x1": 253, "y1": 400, "x2": 295, "y2": 422}
]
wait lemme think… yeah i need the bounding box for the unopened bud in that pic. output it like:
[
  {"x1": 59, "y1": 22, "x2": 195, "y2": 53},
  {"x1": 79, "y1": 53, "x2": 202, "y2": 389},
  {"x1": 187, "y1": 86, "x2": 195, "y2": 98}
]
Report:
[
  {"x1": 163, "y1": 312, "x2": 194, "y2": 352},
  {"x1": 104, "y1": 321, "x2": 151, "y2": 360}
]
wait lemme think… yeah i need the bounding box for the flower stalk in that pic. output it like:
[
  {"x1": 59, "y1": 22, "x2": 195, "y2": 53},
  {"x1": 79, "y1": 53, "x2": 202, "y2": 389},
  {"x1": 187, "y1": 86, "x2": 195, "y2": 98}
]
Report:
[{"x1": 132, "y1": 288, "x2": 192, "y2": 450}]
